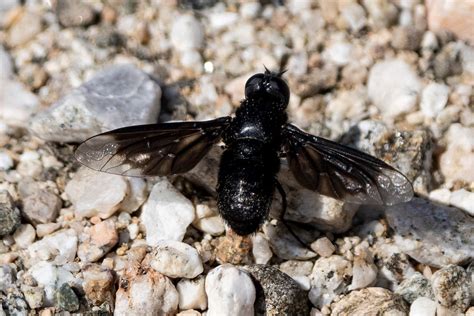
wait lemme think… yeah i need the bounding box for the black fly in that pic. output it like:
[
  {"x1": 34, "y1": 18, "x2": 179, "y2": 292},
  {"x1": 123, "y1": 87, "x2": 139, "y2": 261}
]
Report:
[{"x1": 75, "y1": 69, "x2": 414, "y2": 235}]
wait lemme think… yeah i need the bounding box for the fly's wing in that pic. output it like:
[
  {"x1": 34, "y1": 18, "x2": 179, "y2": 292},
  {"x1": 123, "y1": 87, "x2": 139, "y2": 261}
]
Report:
[
  {"x1": 75, "y1": 116, "x2": 232, "y2": 177},
  {"x1": 282, "y1": 124, "x2": 413, "y2": 205}
]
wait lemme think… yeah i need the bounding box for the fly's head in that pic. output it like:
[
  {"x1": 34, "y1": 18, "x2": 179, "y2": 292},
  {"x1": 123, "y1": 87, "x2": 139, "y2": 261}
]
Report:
[{"x1": 244, "y1": 68, "x2": 290, "y2": 109}]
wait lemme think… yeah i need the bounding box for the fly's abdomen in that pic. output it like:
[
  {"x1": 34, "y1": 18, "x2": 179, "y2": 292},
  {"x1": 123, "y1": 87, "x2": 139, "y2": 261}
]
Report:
[{"x1": 216, "y1": 140, "x2": 278, "y2": 235}]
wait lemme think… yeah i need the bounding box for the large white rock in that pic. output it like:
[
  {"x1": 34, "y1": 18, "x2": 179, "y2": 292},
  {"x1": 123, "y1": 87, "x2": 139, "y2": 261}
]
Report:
[
  {"x1": 141, "y1": 179, "x2": 195, "y2": 244},
  {"x1": 150, "y1": 240, "x2": 203, "y2": 279},
  {"x1": 205, "y1": 264, "x2": 255, "y2": 316},
  {"x1": 367, "y1": 59, "x2": 421, "y2": 118},
  {"x1": 28, "y1": 229, "x2": 78, "y2": 265}
]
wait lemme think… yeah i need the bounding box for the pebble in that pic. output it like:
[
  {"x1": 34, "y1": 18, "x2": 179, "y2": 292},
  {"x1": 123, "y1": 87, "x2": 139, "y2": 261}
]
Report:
[
  {"x1": 311, "y1": 236, "x2": 336, "y2": 257},
  {"x1": 176, "y1": 276, "x2": 207, "y2": 310},
  {"x1": 170, "y1": 15, "x2": 205, "y2": 52},
  {"x1": 330, "y1": 287, "x2": 408, "y2": 315},
  {"x1": 263, "y1": 222, "x2": 316, "y2": 260},
  {"x1": 391, "y1": 26, "x2": 423, "y2": 51},
  {"x1": 367, "y1": 59, "x2": 421, "y2": 118},
  {"x1": 140, "y1": 179, "x2": 195, "y2": 245},
  {"x1": 0, "y1": 80, "x2": 40, "y2": 128},
  {"x1": 205, "y1": 264, "x2": 255, "y2": 316},
  {"x1": 30, "y1": 64, "x2": 161, "y2": 142},
  {"x1": 349, "y1": 253, "x2": 378, "y2": 290},
  {"x1": 239, "y1": 2, "x2": 261, "y2": 19},
  {"x1": 0, "y1": 190, "x2": 21, "y2": 237},
  {"x1": 449, "y1": 189, "x2": 474, "y2": 216},
  {"x1": 0, "y1": 264, "x2": 15, "y2": 292},
  {"x1": 432, "y1": 265, "x2": 471, "y2": 313},
  {"x1": 35, "y1": 223, "x2": 60, "y2": 238},
  {"x1": 0, "y1": 151, "x2": 13, "y2": 170},
  {"x1": 426, "y1": 0, "x2": 474, "y2": 43},
  {"x1": 119, "y1": 178, "x2": 147, "y2": 214},
  {"x1": 251, "y1": 233, "x2": 272, "y2": 264},
  {"x1": 440, "y1": 124, "x2": 474, "y2": 183},
  {"x1": 323, "y1": 41, "x2": 354, "y2": 66},
  {"x1": 56, "y1": 0, "x2": 97, "y2": 28},
  {"x1": 340, "y1": 2, "x2": 367, "y2": 33},
  {"x1": 55, "y1": 283, "x2": 79, "y2": 312},
  {"x1": 386, "y1": 198, "x2": 474, "y2": 267},
  {"x1": 28, "y1": 229, "x2": 78, "y2": 265},
  {"x1": 193, "y1": 204, "x2": 225, "y2": 236},
  {"x1": 215, "y1": 232, "x2": 253, "y2": 265},
  {"x1": 395, "y1": 272, "x2": 435, "y2": 304},
  {"x1": 0, "y1": 45, "x2": 13, "y2": 81},
  {"x1": 115, "y1": 269, "x2": 178, "y2": 315},
  {"x1": 6, "y1": 10, "x2": 42, "y2": 47},
  {"x1": 4, "y1": 293, "x2": 29, "y2": 315},
  {"x1": 362, "y1": 0, "x2": 398, "y2": 29},
  {"x1": 12, "y1": 224, "x2": 36, "y2": 249},
  {"x1": 309, "y1": 255, "x2": 352, "y2": 308},
  {"x1": 77, "y1": 219, "x2": 118, "y2": 263},
  {"x1": 150, "y1": 240, "x2": 203, "y2": 279},
  {"x1": 22, "y1": 190, "x2": 61, "y2": 225},
  {"x1": 420, "y1": 82, "x2": 449, "y2": 118},
  {"x1": 29, "y1": 261, "x2": 75, "y2": 305},
  {"x1": 65, "y1": 167, "x2": 128, "y2": 219},
  {"x1": 409, "y1": 297, "x2": 437, "y2": 316},
  {"x1": 21, "y1": 285, "x2": 44, "y2": 309},
  {"x1": 82, "y1": 264, "x2": 114, "y2": 306},
  {"x1": 428, "y1": 188, "x2": 451, "y2": 204},
  {"x1": 243, "y1": 265, "x2": 310, "y2": 315}
]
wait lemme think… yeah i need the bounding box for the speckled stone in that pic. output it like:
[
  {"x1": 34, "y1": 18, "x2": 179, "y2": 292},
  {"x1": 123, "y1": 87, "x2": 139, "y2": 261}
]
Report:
[{"x1": 0, "y1": 190, "x2": 21, "y2": 237}]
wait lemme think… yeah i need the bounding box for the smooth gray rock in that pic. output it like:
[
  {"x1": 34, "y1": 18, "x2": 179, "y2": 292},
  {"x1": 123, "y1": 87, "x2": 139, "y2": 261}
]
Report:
[
  {"x1": 386, "y1": 198, "x2": 474, "y2": 268},
  {"x1": 30, "y1": 64, "x2": 161, "y2": 142},
  {"x1": 395, "y1": 272, "x2": 435, "y2": 304},
  {"x1": 0, "y1": 190, "x2": 21, "y2": 237}
]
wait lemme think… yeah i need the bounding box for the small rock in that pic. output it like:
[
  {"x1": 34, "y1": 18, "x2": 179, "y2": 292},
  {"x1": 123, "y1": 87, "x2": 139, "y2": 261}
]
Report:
[
  {"x1": 21, "y1": 285, "x2": 44, "y2": 309},
  {"x1": 0, "y1": 80, "x2": 39, "y2": 128},
  {"x1": 150, "y1": 240, "x2": 203, "y2": 279},
  {"x1": 362, "y1": 0, "x2": 398, "y2": 29},
  {"x1": 309, "y1": 255, "x2": 352, "y2": 308},
  {"x1": 377, "y1": 252, "x2": 417, "y2": 287},
  {"x1": 208, "y1": 11, "x2": 239, "y2": 31},
  {"x1": 13, "y1": 224, "x2": 36, "y2": 249},
  {"x1": 279, "y1": 260, "x2": 313, "y2": 290},
  {"x1": 115, "y1": 269, "x2": 178, "y2": 315},
  {"x1": 263, "y1": 222, "x2": 316, "y2": 260},
  {"x1": 426, "y1": 0, "x2": 474, "y2": 43},
  {"x1": 349, "y1": 253, "x2": 378, "y2": 290},
  {"x1": 409, "y1": 297, "x2": 437, "y2": 316},
  {"x1": 239, "y1": 2, "x2": 261, "y2": 19},
  {"x1": 56, "y1": 0, "x2": 97, "y2": 27},
  {"x1": 29, "y1": 261, "x2": 75, "y2": 305},
  {"x1": 0, "y1": 190, "x2": 21, "y2": 237},
  {"x1": 140, "y1": 179, "x2": 195, "y2": 245},
  {"x1": 420, "y1": 82, "x2": 449, "y2": 118},
  {"x1": 428, "y1": 188, "x2": 451, "y2": 205},
  {"x1": 340, "y1": 2, "x2": 367, "y2": 33},
  {"x1": 28, "y1": 229, "x2": 78, "y2": 265},
  {"x1": 36, "y1": 223, "x2": 60, "y2": 238},
  {"x1": 65, "y1": 167, "x2": 128, "y2": 219},
  {"x1": 170, "y1": 15, "x2": 205, "y2": 52},
  {"x1": 440, "y1": 124, "x2": 474, "y2": 183},
  {"x1": 193, "y1": 204, "x2": 225, "y2": 236},
  {"x1": 432, "y1": 265, "x2": 471, "y2": 313},
  {"x1": 311, "y1": 237, "x2": 336, "y2": 257},
  {"x1": 0, "y1": 45, "x2": 13, "y2": 81},
  {"x1": 0, "y1": 264, "x2": 15, "y2": 292},
  {"x1": 4, "y1": 293, "x2": 29, "y2": 316},
  {"x1": 391, "y1": 26, "x2": 423, "y2": 51},
  {"x1": 55, "y1": 283, "x2": 79, "y2": 312},
  {"x1": 367, "y1": 59, "x2": 421, "y2": 118},
  {"x1": 251, "y1": 233, "x2": 272, "y2": 264},
  {"x1": 449, "y1": 189, "x2": 474, "y2": 216},
  {"x1": 205, "y1": 264, "x2": 255, "y2": 316},
  {"x1": 119, "y1": 178, "x2": 147, "y2": 214},
  {"x1": 330, "y1": 287, "x2": 408, "y2": 315},
  {"x1": 176, "y1": 276, "x2": 207, "y2": 310},
  {"x1": 78, "y1": 219, "x2": 118, "y2": 263},
  {"x1": 433, "y1": 43, "x2": 463, "y2": 80},
  {"x1": 22, "y1": 190, "x2": 61, "y2": 224},
  {"x1": 244, "y1": 264, "x2": 310, "y2": 315},
  {"x1": 6, "y1": 10, "x2": 42, "y2": 47},
  {"x1": 0, "y1": 151, "x2": 13, "y2": 170},
  {"x1": 30, "y1": 64, "x2": 161, "y2": 142},
  {"x1": 291, "y1": 64, "x2": 338, "y2": 98},
  {"x1": 215, "y1": 231, "x2": 253, "y2": 265},
  {"x1": 395, "y1": 272, "x2": 435, "y2": 304},
  {"x1": 82, "y1": 264, "x2": 115, "y2": 306},
  {"x1": 323, "y1": 41, "x2": 354, "y2": 66},
  {"x1": 386, "y1": 198, "x2": 474, "y2": 267}
]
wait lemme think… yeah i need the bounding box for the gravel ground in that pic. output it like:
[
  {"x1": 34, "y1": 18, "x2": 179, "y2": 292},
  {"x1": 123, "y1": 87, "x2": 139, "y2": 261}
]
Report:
[{"x1": 0, "y1": 0, "x2": 473, "y2": 315}]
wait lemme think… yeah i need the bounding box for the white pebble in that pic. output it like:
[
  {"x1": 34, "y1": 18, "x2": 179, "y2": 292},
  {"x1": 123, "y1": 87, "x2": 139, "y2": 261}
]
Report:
[
  {"x1": 428, "y1": 188, "x2": 451, "y2": 204},
  {"x1": 205, "y1": 265, "x2": 255, "y2": 316},
  {"x1": 0, "y1": 151, "x2": 13, "y2": 170},
  {"x1": 349, "y1": 255, "x2": 378, "y2": 290},
  {"x1": 420, "y1": 83, "x2": 449, "y2": 118},
  {"x1": 323, "y1": 41, "x2": 354, "y2": 66},
  {"x1": 209, "y1": 12, "x2": 239, "y2": 31},
  {"x1": 13, "y1": 224, "x2": 36, "y2": 249},
  {"x1": 239, "y1": 2, "x2": 261, "y2": 19},
  {"x1": 368, "y1": 59, "x2": 421, "y2": 118},
  {"x1": 65, "y1": 167, "x2": 128, "y2": 219},
  {"x1": 28, "y1": 229, "x2": 78, "y2": 265},
  {"x1": 409, "y1": 297, "x2": 437, "y2": 316},
  {"x1": 449, "y1": 189, "x2": 474, "y2": 216},
  {"x1": 251, "y1": 232, "x2": 272, "y2": 264},
  {"x1": 177, "y1": 276, "x2": 207, "y2": 310},
  {"x1": 311, "y1": 237, "x2": 336, "y2": 257},
  {"x1": 170, "y1": 15, "x2": 205, "y2": 52},
  {"x1": 127, "y1": 223, "x2": 139, "y2": 240},
  {"x1": 150, "y1": 240, "x2": 203, "y2": 279},
  {"x1": 141, "y1": 179, "x2": 195, "y2": 244},
  {"x1": 29, "y1": 261, "x2": 75, "y2": 305},
  {"x1": 119, "y1": 177, "x2": 147, "y2": 213}
]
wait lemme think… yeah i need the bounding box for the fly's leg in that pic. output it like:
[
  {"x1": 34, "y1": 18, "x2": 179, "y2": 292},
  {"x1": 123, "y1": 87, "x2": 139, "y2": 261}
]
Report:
[{"x1": 274, "y1": 179, "x2": 312, "y2": 250}]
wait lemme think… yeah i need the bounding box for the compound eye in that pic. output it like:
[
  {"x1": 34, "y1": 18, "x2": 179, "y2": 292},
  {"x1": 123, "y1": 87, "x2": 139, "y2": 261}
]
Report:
[
  {"x1": 273, "y1": 77, "x2": 290, "y2": 103},
  {"x1": 244, "y1": 73, "x2": 264, "y2": 97}
]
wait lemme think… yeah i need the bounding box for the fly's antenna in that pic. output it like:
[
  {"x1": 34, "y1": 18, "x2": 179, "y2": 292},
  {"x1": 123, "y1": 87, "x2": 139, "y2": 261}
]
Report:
[
  {"x1": 277, "y1": 68, "x2": 287, "y2": 77},
  {"x1": 263, "y1": 65, "x2": 271, "y2": 74}
]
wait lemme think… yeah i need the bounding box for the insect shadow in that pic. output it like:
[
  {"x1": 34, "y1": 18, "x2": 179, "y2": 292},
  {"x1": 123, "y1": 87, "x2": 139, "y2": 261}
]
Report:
[{"x1": 75, "y1": 69, "x2": 414, "y2": 239}]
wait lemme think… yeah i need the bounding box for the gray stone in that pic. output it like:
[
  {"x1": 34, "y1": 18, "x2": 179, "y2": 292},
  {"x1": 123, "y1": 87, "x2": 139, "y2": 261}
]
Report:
[
  {"x1": 243, "y1": 265, "x2": 310, "y2": 316},
  {"x1": 170, "y1": 15, "x2": 205, "y2": 52},
  {"x1": 0, "y1": 80, "x2": 40, "y2": 128},
  {"x1": 4, "y1": 293, "x2": 29, "y2": 316},
  {"x1": 395, "y1": 272, "x2": 435, "y2": 304},
  {"x1": 432, "y1": 265, "x2": 471, "y2": 313},
  {"x1": 0, "y1": 264, "x2": 15, "y2": 292},
  {"x1": 0, "y1": 45, "x2": 13, "y2": 81},
  {"x1": 22, "y1": 190, "x2": 61, "y2": 225},
  {"x1": 367, "y1": 59, "x2": 421, "y2": 118},
  {"x1": 30, "y1": 64, "x2": 161, "y2": 142},
  {"x1": 0, "y1": 190, "x2": 21, "y2": 237},
  {"x1": 56, "y1": 0, "x2": 97, "y2": 27},
  {"x1": 386, "y1": 198, "x2": 474, "y2": 268},
  {"x1": 12, "y1": 224, "x2": 36, "y2": 249},
  {"x1": 21, "y1": 285, "x2": 44, "y2": 309},
  {"x1": 29, "y1": 261, "x2": 75, "y2": 305},
  {"x1": 55, "y1": 283, "x2": 79, "y2": 312},
  {"x1": 330, "y1": 287, "x2": 408, "y2": 315}
]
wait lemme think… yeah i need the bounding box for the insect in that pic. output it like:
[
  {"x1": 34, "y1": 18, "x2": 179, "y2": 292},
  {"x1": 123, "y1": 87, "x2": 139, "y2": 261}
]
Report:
[{"x1": 75, "y1": 69, "x2": 413, "y2": 236}]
